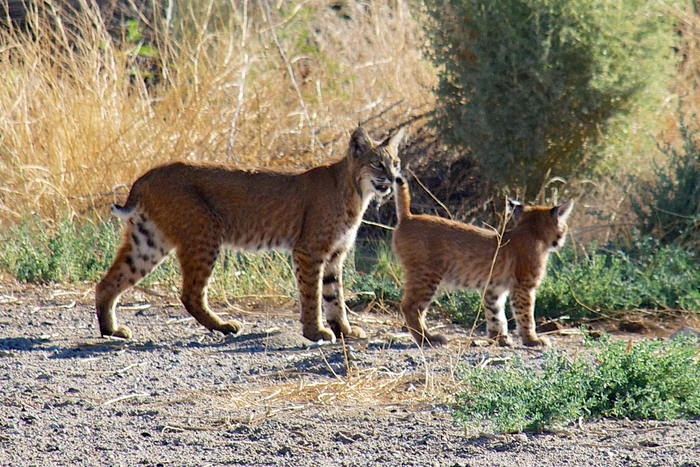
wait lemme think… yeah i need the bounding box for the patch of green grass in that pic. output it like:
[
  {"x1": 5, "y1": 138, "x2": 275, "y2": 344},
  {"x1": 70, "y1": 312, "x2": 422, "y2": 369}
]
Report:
[
  {"x1": 0, "y1": 215, "x2": 121, "y2": 283},
  {"x1": 0, "y1": 216, "x2": 297, "y2": 299},
  {"x1": 455, "y1": 334, "x2": 700, "y2": 433}
]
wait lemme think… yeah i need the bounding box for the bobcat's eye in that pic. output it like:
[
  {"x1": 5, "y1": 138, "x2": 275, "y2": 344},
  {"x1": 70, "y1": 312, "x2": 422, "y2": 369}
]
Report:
[{"x1": 371, "y1": 160, "x2": 384, "y2": 170}]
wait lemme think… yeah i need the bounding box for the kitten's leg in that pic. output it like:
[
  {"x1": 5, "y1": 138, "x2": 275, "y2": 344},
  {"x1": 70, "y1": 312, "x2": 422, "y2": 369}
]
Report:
[
  {"x1": 323, "y1": 249, "x2": 366, "y2": 339},
  {"x1": 510, "y1": 283, "x2": 550, "y2": 347},
  {"x1": 294, "y1": 248, "x2": 335, "y2": 343},
  {"x1": 400, "y1": 272, "x2": 447, "y2": 347},
  {"x1": 483, "y1": 288, "x2": 511, "y2": 346},
  {"x1": 95, "y1": 219, "x2": 171, "y2": 339},
  {"x1": 177, "y1": 240, "x2": 242, "y2": 336}
]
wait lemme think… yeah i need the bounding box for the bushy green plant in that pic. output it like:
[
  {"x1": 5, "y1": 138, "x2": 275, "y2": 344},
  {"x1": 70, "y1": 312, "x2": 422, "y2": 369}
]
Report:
[
  {"x1": 536, "y1": 242, "x2": 700, "y2": 320},
  {"x1": 633, "y1": 111, "x2": 700, "y2": 250},
  {"x1": 424, "y1": 0, "x2": 678, "y2": 197},
  {"x1": 455, "y1": 335, "x2": 700, "y2": 433}
]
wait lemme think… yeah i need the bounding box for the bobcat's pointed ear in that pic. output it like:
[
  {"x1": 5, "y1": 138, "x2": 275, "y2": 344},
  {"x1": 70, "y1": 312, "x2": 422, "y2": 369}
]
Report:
[
  {"x1": 507, "y1": 199, "x2": 523, "y2": 221},
  {"x1": 552, "y1": 200, "x2": 574, "y2": 223},
  {"x1": 349, "y1": 126, "x2": 374, "y2": 158},
  {"x1": 381, "y1": 127, "x2": 406, "y2": 153}
]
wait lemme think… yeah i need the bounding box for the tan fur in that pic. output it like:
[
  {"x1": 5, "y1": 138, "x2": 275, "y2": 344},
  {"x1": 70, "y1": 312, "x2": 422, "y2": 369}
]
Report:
[
  {"x1": 392, "y1": 177, "x2": 573, "y2": 347},
  {"x1": 96, "y1": 127, "x2": 404, "y2": 342}
]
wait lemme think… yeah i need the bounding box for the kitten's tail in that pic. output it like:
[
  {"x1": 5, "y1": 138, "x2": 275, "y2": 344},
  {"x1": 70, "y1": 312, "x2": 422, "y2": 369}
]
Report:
[{"x1": 394, "y1": 175, "x2": 412, "y2": 222}]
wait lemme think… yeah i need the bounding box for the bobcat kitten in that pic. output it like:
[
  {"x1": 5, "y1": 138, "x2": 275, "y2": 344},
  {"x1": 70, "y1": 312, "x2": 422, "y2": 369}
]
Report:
[
  {"x1": 392, "y1": 176, "x2": 573, "y2": 347},
  {"x1": 96, "y1": 127, "x2": 404, "y2": 343}
]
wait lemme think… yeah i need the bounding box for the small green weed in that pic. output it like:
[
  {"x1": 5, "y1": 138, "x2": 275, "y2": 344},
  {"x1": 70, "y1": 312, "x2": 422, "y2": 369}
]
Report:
[{"x1": 455, "y1": 335, "x2": 700, "y2": 433}]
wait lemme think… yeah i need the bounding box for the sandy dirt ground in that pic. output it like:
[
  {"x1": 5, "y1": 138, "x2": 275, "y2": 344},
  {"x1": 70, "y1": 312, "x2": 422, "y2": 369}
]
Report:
[{"x1": 1, "y1": 282, "x2": 699, "y2": 467}]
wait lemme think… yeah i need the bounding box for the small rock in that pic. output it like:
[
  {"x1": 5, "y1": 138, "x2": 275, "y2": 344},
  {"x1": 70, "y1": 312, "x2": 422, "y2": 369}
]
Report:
[
  {"x1": 536, "y1": 321, "x2": 562, "y2": 333},
  {"x1": 670, "y1": 325, "x2": 700, "y2": 340},
  {"x1": 470, "y1": 339, "x2": 491, "y2": 347}
]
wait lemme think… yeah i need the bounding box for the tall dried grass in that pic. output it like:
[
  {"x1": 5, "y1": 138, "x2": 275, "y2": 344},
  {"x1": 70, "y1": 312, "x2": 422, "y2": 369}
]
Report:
[{"x1": 0, "y1": 0, "x2": 435, "y2": 226}]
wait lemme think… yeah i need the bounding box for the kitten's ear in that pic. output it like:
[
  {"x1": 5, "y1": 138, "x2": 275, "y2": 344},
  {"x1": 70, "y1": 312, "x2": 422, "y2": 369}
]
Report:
[
  {"x1": 507, "y1": 199, "x2": 523, "y2": 220},
  {"x1": 349, "y1": 126, "x2": 374, "y2": 158},
  {"x1": 552, "y1": 200, "x2": 574, "y2": 223},
  {"x1": 381, "y1": 127, "x2": 406, "y2": 153}
]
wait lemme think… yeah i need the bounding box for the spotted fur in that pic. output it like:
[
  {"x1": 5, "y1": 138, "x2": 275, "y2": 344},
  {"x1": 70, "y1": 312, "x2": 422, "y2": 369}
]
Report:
[
  {"x1": 392, "y1": 176, "x2": 573, "y2": 347},
  {"x1": 96, "y1": 127, "x2": 404, "y2": 342}
]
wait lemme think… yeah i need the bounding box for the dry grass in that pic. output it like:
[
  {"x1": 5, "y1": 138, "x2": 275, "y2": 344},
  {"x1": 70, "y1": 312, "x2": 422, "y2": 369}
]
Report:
[
  {"x1": 0, "y1": 0, "x2": 435, "y2": 226},
  {"x1": 168, "y1": 342, "x2": 468, "y2": 428}
]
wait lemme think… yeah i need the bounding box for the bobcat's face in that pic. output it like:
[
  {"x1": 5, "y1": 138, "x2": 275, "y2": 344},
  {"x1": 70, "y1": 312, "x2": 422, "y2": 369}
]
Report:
[
  {"x1": 361, "y1": 147, "x2": 402, "y2": 198},
  {"x1": 509, "y1": 199, "x2": 574, "y2": 250},
  {"x1": 348, "y1": 126, "x2": 404, "y2": 200}
]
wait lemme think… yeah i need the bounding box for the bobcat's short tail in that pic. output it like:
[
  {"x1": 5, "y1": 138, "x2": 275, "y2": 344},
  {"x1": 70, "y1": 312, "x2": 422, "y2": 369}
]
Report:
[
  {"x1": 394, "y1": 176, "x2": 412, "y2": 222},
  {"x1": 111, "y1": 178, "x2": 145, "y2": 220}
]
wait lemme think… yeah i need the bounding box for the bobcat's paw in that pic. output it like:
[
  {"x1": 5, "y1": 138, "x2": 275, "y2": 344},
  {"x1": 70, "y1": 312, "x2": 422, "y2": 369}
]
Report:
[
  {"x1": 303, "y1": 326, "x2": 337, "y2": 343},
  {"x1": 329, "y1": 321, "x2": 367, "y2": 340},
  {"x1": 217, "y1": 319, "x2": 243, "y2": 336},
  {"x1": 412, "y1": 331, "x2": 448, "y2": 348},
  {"x1": 522, "y1": 334, "x2": 552, "y2": 347},
  {"x1": 102, "y1": 324, "x2": 132, "y2": 340}
]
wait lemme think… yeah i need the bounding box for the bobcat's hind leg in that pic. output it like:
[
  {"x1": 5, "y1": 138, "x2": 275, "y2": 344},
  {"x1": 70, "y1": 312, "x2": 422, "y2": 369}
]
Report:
[
  {"x1": 400, "y1": 273, "x2": 447, "y2": 347},
  {"x1": 294, "y1": 248, "x2": 335, "y2": 343},
  {"x1": 177, "y1": 242, "x2": 242, "y2": 336},
  {"x1": 483, "y1": 287, "x2": 511, "y2": 346},
  {"x1": 323, "y1": 249, "x2": 366, "y2": 340},
  {"x1": 96, "y1": 219, "x2": 171, "y2": 339}
]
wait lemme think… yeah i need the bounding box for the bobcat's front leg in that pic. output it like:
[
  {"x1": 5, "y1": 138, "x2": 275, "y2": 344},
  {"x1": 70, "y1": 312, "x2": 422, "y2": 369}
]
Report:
[
  {"x1": 293, "y1": 248, "x2": 335, "y2": 343},
  {"x1": 323, "y1": 249, "x2": 366, "y2": 339},
  {"x1": 510, "y1": 283, "x2": 550, "y2": 347}
]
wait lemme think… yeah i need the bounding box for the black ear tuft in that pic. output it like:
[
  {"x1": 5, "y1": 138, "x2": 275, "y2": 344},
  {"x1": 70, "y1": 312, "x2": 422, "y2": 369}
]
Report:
[{"x1": 349, "y1": 126, "x2": 374, "y2": 158}]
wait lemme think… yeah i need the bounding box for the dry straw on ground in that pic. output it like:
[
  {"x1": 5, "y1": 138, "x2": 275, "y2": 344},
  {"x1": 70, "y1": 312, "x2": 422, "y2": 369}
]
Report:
[{"x1": 0, "y1": 0, "x2": 435, "y2": 226}]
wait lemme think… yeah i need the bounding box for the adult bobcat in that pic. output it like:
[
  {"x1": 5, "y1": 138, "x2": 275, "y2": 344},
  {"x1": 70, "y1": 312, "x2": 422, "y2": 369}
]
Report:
[
  {"x1": 392, "y1": 176, "x2": 573, "y2": 347},
  {"x1": 96, "y1": 126, "x2": 404, "y2": 342}
]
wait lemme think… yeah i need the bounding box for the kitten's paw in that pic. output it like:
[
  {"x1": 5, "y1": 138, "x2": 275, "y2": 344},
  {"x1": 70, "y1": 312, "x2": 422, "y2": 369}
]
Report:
[
  {"x1": 217, "y1": 320, "x2": 243, "y2": 336},
  {"x1": 522, "y1": 335, "x2": 551, "y2": 347},
  {"x1": 496, "y1": 334, "x2": 513, "y2": 347},
  {"x1": 102, "y1": 324, "x2": 132, "y2": 340},
  {"x1": 303, "y1": 326, "x2": 337, "y2": 343}
]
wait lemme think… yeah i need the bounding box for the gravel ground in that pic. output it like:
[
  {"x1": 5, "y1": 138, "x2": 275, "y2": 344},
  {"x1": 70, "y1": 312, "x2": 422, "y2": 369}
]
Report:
[{"x1": 1, "y1": 282, "x2": 699, "y2": 467}]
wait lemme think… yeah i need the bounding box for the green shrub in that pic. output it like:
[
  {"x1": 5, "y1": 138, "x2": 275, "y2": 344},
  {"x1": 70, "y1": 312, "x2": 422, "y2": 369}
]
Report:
[
  {"x1": 455, "y1": 335, "x2": 700, "y2": 433},
  {"x1": 536, "y1": 242, "x2": 700, "y2": 321},
  {"x1": 633, "y1": 111, "x2": 700, "y2": 250},
  {"x1": 423, "y1": 0, "x2": 678, "y2": 197}
]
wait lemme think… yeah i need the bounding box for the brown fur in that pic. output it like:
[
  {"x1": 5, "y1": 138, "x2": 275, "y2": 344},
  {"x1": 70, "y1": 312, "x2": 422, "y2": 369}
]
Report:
[
  {"x1": 392, "y1": 176, "x2": 573, "y2": 347},
  {"x1": 96, "y1": 127, "x2": 404, "y2": 342}
]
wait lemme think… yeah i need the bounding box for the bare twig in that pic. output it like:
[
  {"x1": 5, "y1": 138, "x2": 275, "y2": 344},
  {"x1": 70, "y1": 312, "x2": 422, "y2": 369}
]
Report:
[
  {"x1": 407, "y1": 167, "x2": 452, "y2": 219},
  {"x1": 227, "y1": 54, "x2": 253, "y2": 163},
  {"x1": 103, "y1": 393, "x2": 150, "y2": 406},
  {"x1": 361, "y1": 219, "x2": 394, "y2": 230},
  {"x1": 469, "y1": 197, "x2": 511, "y2": 339},
  {"x1": 261, "y1": 0, "x2": 326, "y2": 160}
]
